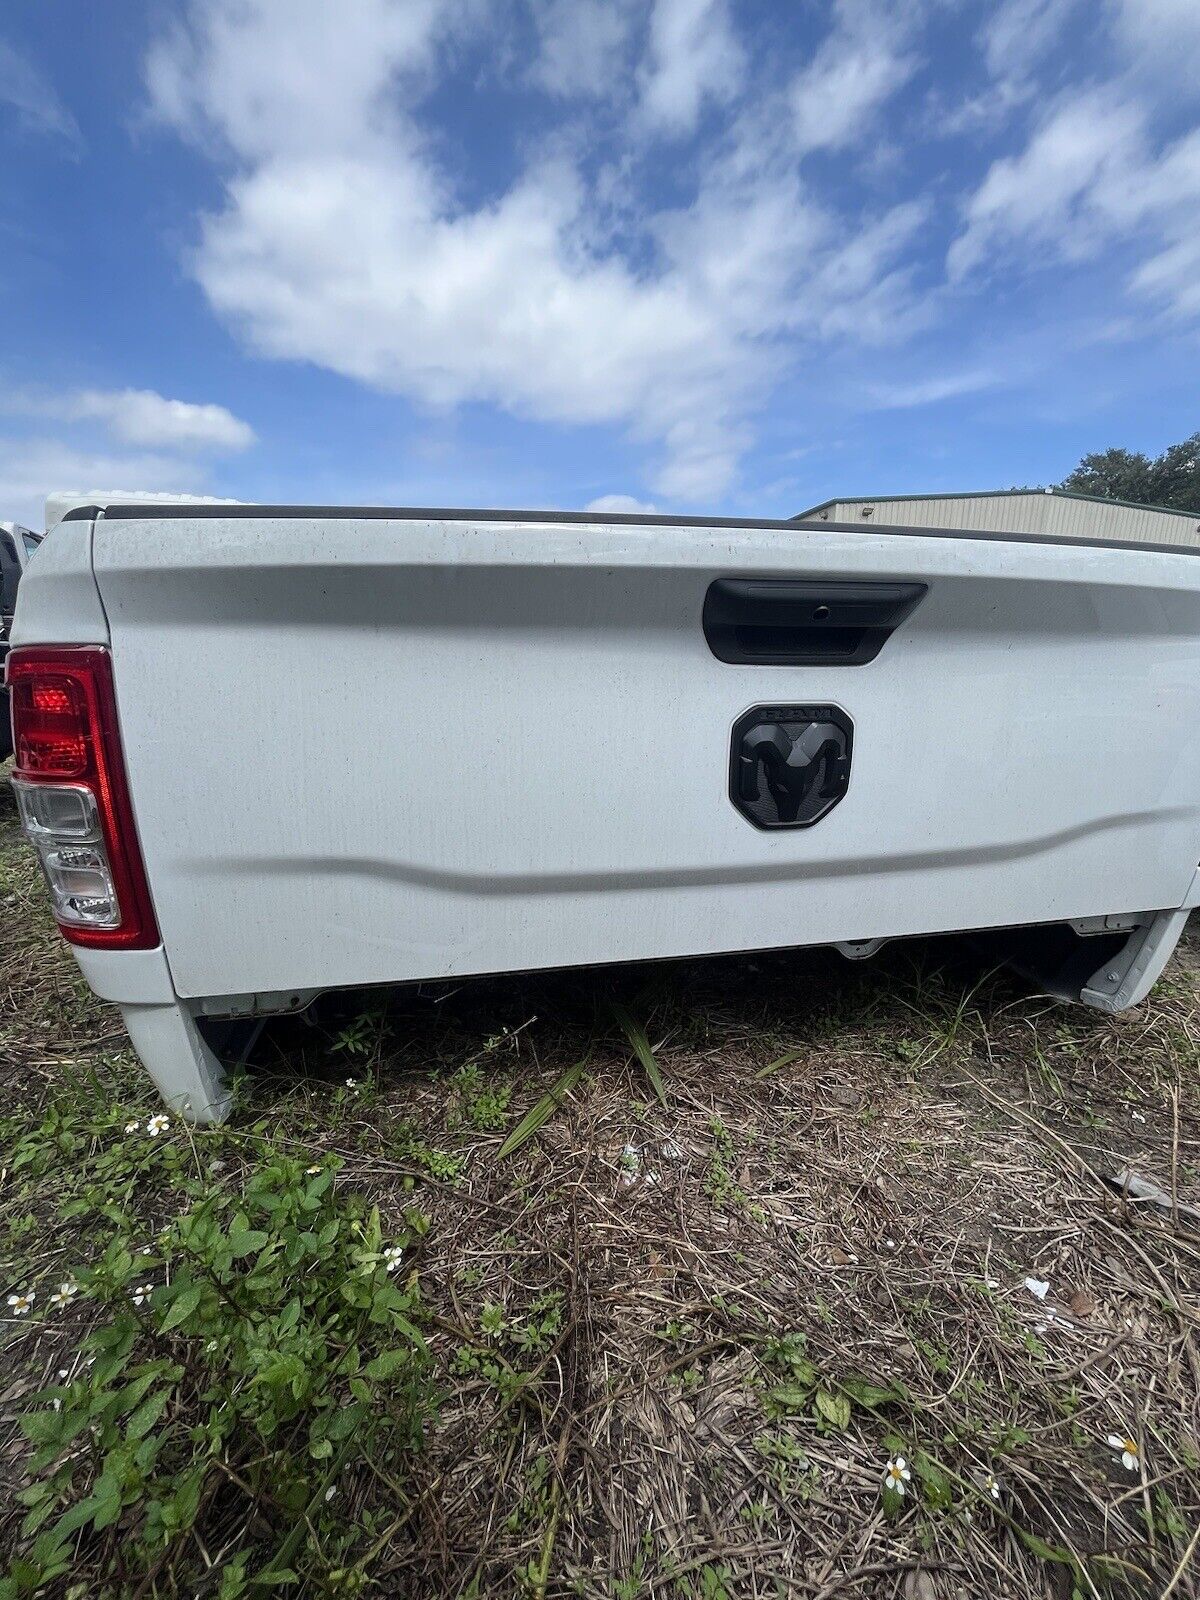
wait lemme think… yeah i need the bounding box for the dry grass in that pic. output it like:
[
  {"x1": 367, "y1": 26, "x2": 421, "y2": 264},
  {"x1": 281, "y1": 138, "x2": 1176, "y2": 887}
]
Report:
[{"x1": 2, "y1": 767, "x2": 1199, "y2": 1598}]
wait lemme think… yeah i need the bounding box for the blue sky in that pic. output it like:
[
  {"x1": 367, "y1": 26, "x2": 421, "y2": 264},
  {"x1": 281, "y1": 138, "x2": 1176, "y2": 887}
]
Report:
[{"x1": 1, "y1": 0, "x2": 1198, "y2": 528}]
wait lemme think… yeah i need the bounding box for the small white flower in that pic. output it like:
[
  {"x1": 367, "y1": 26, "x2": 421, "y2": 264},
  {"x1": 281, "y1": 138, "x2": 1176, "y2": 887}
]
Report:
[
  {"x1": 1107, "y1": 1432, "x2": 1140, "y2": 1472},
  {"x1": 48, "y1": 1282, "x2": 78, "y2": 1309},
  {"x1": 51, "y1": 1398, "x2": 62, "y2": 1411},
  {"x1": 383, "y1": 1245, "x2": 404, "y2": 1272},
  {"x1": 1131, "y1": 1110, "x2": 1146, "y2": 1123},
  {"x1": 884, "y1": 1456, "x2": 911, "y2": 1496},
  {"x1": 344, "y1": 1077, "x2": 358, "y2": 1090},
  {"x1": 324, "y1": 1484, "x2": 337, "y2": 1502},
  {"x1": 57, "y1": 1367, "x2": 70, "y2": 1379},
  {"x1": 985, "y1": 1471, "x2": 1001, "y2": 1501},
  {"x1": 124, "y1": 1119, "x2": 141, "y2": 1134},
  {"x1": 140, "y1": 1246, "x2": 152, "y2": 1256},
  {"x1": 132, "y1": 1283, "x2": 154, "y2": 1307},
  {"x1": 147, "y1": 1114, "x2": 171, "y2": 1137},
  {"x1": 306, "y1": 1164, "x2": 322, "y2": 1176},
  {"x1": 7, "y1": 1291, "x2": 34, "y2": 1316}
]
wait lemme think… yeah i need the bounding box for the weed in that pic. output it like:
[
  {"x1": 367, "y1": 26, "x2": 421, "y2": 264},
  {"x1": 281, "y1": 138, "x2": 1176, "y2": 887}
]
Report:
[
  {"x1": 450, "y1": 1062, "x2": 514, "y2": 1131},
  {"x1": 704, "y1": 1117, "x2": 743, "y2": 1210},
  {"x1": 2, "y1": 1139, "x2": 430, "y2": 1596}
]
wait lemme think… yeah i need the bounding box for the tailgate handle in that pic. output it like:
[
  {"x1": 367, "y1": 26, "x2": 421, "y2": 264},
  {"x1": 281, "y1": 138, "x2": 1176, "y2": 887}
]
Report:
[{"x1": 703, "y1": 578, "x2": 927, "y2": 666}]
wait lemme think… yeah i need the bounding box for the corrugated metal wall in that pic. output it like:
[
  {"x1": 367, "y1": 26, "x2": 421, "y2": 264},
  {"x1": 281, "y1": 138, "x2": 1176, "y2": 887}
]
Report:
[{"x1": 800, "y1": 493, "x2": 1200, "y2": 548}]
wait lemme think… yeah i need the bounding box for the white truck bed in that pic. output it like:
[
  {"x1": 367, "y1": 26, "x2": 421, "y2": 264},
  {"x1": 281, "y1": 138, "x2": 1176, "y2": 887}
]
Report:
[{"x1": 11, "y1": 501, "x2": 1200, "y2": 1120}]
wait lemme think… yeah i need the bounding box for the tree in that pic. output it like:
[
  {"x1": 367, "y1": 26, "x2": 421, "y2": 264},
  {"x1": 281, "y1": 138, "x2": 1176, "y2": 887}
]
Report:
[{"x1": 1058, "y1": 432, "x2": 1200, "y2": 514}]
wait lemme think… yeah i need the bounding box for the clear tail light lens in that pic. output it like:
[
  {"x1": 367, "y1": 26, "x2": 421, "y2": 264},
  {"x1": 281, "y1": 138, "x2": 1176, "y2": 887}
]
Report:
[{"x1": 6, "y1": 646, "x2": 159, "y2": 948}]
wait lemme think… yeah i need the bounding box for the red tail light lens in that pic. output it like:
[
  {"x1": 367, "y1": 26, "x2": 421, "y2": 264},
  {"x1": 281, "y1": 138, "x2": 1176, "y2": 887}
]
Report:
[
  {"x1": 11, "y1": 672, "x2": 90, "y2": 775},
  {"x1": 7, "y1": 646, "x2": 159, "y2": 949}
]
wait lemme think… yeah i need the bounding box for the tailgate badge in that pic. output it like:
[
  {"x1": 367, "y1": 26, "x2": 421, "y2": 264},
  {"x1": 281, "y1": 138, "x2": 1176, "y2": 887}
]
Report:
[{"x1": 730, "y1": 705, "x2": 852, "y2": 830}]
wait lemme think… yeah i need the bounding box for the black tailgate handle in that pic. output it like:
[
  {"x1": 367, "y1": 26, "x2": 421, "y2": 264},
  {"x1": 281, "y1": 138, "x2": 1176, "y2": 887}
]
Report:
[{"x1": 702, "y1": 577, "x2": 927, "y2": 666}]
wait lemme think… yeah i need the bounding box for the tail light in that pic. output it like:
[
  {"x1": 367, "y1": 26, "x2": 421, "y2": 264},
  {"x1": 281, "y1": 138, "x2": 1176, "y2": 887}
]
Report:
[{"x1": 6, "y1": 646, "x2": 159, "y2": 949}]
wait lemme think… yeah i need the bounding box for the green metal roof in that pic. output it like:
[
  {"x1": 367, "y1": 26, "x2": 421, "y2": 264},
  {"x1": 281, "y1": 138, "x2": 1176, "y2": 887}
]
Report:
[{"x1": 795, "y1": 488, "x2": 1200, "y2": 521}]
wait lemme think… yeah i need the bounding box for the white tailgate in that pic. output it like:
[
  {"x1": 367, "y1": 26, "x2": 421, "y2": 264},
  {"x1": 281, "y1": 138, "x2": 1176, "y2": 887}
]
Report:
[{"x1": 91, "y1": 514, "x2": 1200, "y2": 1000}]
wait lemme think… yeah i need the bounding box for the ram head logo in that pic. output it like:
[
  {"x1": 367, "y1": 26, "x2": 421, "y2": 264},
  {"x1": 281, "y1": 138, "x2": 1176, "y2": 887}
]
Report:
[{"x1": 730, "y1": 706, "x2": 853, "y2": 829}]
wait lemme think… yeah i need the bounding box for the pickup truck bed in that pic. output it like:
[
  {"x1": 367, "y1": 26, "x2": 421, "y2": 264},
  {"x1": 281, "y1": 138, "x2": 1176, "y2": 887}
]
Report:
[{"x1": 10, "y1": 501, "x2": 1200, "y2": 1121}]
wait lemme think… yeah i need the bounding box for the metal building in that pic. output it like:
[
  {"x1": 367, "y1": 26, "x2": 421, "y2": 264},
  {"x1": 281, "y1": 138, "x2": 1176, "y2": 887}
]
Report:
[{"x1": 795, "y1": 489, "x2": 1200, "y2": 549}]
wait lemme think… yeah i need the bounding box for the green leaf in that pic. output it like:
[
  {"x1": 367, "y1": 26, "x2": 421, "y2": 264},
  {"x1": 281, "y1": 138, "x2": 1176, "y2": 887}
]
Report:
[
  {"x1": 168, "y1": 1466, "x2": 206, "y2": 1533},
  {"x1": 815, "y1": 1389, "x2": 851, "y2": 1431},
  {"x1": 881, "y1": 1484, "x2": 906, "y2": 1519},
  {"x1": 1016, "y1": 1528, "x2": 1076, "y2": 1568},
  {"x1": 326, "y1": 1404, "x2": 366, "y2": 1441},
  {"x1": 51, "y1": 1478, "x2": 121, "y2": 1542},
  {"x1": 842, "y1": 1374, "x2": 908, "y2": 1409},
  {"x1": 754, "y1": 1050, "x2": 804, "y2": 1080},
  {"x1": 363, "y1": 1348, "x2": 413, "y2": 1381},
  {"x1": 229, "y1": 1221, "x2": 269, "y2": 1258},
  {"x1": 19, "y1": 1410, "x2": 68, "y2": 1448},
  {"x1": 911, "y1": 1452, "x2": 953, "y2": 1512},
  {"x1": 608, "y1": 1002, "x2": 668, "y2": 1107},
  {"x1": 768, "y1": 1383, "x2": 814, "y2": 1410},
  {"x1": 109, "y1": 1368, "x2": 163, "y2": 1420},
  {"x1": 5, "y1": 1555, "x2": 51, "y2": 1596},
  {"x1": 496, "y1": 1058, "x2": 587, "y2": 1159},
  {"x1": 126, "y1": 1387, "x2": 171, "y2": 1441},
  {"x1": 91, "y1": 1479, "x2": 124, "y2": 1532},
  {"x1": 160, "y1": 1284, "x2": 204, "y2": 1332}
]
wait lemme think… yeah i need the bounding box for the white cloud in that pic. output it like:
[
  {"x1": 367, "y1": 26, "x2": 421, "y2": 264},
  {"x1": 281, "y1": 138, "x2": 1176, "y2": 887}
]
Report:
[
  {"x1": 948, "y1": 92, "x2": 1142, "y2": 279},
  {"x1": 931, "y1": 0, "x2": 1076, "y2": 140},
  {"x1": 0, "y1": 439, "x2": 210, "y2": 531},
  {"x1": 145, "y1": 0, "x2": 450, "y2": 160},
  {"x1": 637, "y1": 0, "x2": 745, "y2": 136},
  {"x1": 1123, "y1": 130, "x2": 1200, "y2": 317},
  {"x1": 66, "y1": 389, "x2": 255, "y2": 451},
  {"x1": 1110, "y1": 0, "x2": 1200, "y2": 88},
  {"x1": 865, "y1": 370, "x2": 999, "y2": 408},
  {"x1": 790, "y1": 0, "x2": 919, "y2": 156},
  {"x1": 0, "y1": 36, "x2": 81, "y2": 147},
  {"x1": 0, "y1": 389, "x2": 254, "y2": 527},
  {"x1": 948, "y1": 90, "x2": 1200, "y2": 320},
  {"x1": 144, "y1": 0, "x2": 926, "y2": 502},
  {"x1": 530, "y1": 0, "x2": 634, "y2": 97},
  {"x1": 981, "y1": 0, "x2": 1076, "y2": 86},
  {"x1": 585, "y1": 493, "x2": 658, "y2": 513}
]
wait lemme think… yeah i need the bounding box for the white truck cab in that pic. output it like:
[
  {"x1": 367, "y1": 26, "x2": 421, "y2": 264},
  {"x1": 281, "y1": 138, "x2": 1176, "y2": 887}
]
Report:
[{"x1": 8, "y1": 495, "x2": 1200, "y2": 1122}]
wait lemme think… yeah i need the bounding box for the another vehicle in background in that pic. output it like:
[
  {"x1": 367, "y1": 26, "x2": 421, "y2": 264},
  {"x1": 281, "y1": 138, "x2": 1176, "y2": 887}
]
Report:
[{"x1": 1, "y1": 522, "x2": 43, "y2": 762}]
